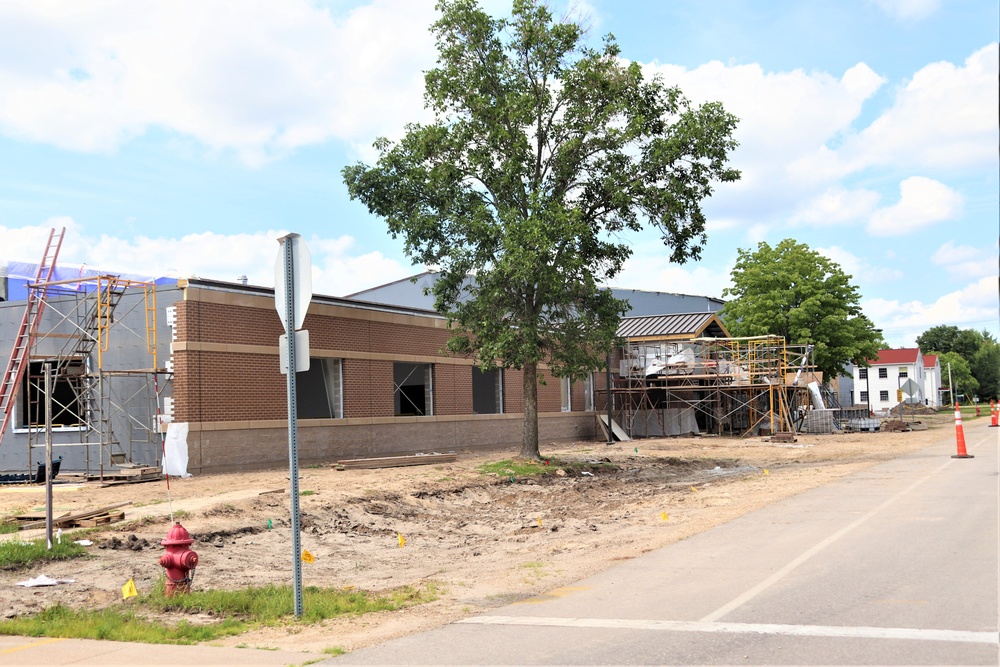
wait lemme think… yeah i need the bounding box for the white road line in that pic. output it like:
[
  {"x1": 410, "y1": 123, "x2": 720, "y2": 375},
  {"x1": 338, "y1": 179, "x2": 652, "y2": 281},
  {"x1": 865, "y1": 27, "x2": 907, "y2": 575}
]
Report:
[
  {"x1": 458, "y1": 615, "x2": 999, "y2": 645},
  {"x1": 700, "y1": 449, "x2": 964, "y2": 622}
]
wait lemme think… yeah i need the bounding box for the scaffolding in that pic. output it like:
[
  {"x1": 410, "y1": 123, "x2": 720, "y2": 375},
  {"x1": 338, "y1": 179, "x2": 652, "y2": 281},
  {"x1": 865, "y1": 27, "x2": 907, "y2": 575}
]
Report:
[
  {"x1": 599, "y1": 336, "x2": 824, "y2": 439},
  {"x1": 19, "y1": 274, "x2": 169, "y2": 477}
]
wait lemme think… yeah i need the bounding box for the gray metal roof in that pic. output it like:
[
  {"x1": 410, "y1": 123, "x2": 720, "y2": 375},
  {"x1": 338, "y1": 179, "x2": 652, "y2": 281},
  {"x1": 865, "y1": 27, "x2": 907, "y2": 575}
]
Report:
[{"x1": 617, "y1": 312, "x2": 728, "y2": 339}]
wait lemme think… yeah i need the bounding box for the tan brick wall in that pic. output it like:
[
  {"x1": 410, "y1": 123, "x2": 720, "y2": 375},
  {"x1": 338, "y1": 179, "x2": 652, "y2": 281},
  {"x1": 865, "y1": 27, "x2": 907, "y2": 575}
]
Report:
[{"x1": 171, "y1": 289, "x2": 596, "y2": 468}]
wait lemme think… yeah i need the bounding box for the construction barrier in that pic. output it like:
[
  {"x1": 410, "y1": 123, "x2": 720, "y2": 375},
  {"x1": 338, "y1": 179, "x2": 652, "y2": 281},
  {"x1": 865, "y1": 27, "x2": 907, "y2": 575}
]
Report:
[
  {"x1": 990, "y1": 400, "x2": 998, "y2": 428},
  {"x1": 952, "y1": 403, "x2": 974, "y2": 459}
]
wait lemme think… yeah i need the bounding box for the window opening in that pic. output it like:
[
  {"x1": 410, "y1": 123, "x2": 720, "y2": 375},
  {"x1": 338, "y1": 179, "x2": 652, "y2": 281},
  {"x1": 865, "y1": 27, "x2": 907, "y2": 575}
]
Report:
[
  {"x1": 560, "y1": 377, "x2": 571, "y2": 412},
  {"x1": 879, "y1": 390, "x2": 889, "y2": 402},
  {"x1": 472, "y1": 367, "x2": 502, "y2": 414},
  {"x1": 858, "y1": 368, "x2": 868, "y2": 379},
  {"x1": 898, "y1": 369, "x2": 908, "y2": 378},
  {"x1": 859, "y1": 390, "x2": 869, "y2": 403},
  {"x1": 19, "y1": 359, "x2": 86, "y2": 428},
  {"x1": 394, "y1": 363, "x2": 432, "y2": 416},
  {"x1": 878, "y1": 367, "x2": 888, "y2": 379},
  {"x1": 584, "y1": 374, "x2": 595, "y2": 412},
  {"x1": 296, "y1": 358, "x2": 342, "y2": 419}
]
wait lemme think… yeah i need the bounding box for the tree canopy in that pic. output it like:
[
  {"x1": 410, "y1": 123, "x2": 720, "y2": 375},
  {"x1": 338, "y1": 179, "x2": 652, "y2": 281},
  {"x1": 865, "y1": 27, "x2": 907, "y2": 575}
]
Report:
[
  {"x1": 343, "y1": 0, "x2": 740, "y2": 458},
  {"x1": 720, "y1": 239, "x2": 883, "y2": 379},
  {"x1": 936, "y1": 351, "x2": 978, "y2": 404},
  {"x1": 917, "y1": 325, "x2": 999, "y2": 401}
]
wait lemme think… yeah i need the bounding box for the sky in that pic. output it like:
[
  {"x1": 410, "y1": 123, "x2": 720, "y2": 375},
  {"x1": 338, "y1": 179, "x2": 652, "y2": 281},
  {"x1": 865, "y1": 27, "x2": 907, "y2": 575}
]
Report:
[{"x1": 0, "y1": 0, "x2": 997, "y2": 349}]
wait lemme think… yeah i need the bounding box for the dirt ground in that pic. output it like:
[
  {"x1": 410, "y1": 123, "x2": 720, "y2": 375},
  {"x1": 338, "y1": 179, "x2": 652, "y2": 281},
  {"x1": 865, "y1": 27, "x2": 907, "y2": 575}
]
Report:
[{"x1": 0, "y1": 415, "x2": 956, "y2": 653}]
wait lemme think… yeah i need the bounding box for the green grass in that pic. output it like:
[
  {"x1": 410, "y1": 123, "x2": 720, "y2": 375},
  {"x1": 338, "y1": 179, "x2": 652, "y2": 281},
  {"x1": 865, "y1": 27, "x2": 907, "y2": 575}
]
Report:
[
  {"x1": 478, "y1": 458, "x2": 617, "y2": 478},
  {"x1": 0, "y1": 582, "x2": 440, "y2": 644},
  {"x1": 323, "y1": 646, "x2": 346, "y2": 656},
  {"x1": 0, "y1": 521, "x2": 19, "y2": 535},
  {"x1": 0, "y1": 536, "x2": 87, "y2": 570},
  {"x1": 299, "y1": 490, "x2": 316, "y2": 496}
]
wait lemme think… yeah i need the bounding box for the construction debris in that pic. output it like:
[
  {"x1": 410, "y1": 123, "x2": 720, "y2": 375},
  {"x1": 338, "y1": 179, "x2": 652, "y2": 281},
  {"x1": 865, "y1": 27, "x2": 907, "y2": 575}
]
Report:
[
  {"x1": 336, "y1": 453, "x2": 457, "y2": 470},
  {"x1": 18, "y1": 502, "x2": 131, "y2": 530}
]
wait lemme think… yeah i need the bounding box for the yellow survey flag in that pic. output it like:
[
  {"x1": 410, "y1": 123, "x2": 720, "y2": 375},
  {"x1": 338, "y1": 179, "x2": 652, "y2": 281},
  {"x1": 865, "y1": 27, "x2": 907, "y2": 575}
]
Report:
[
  {"x1": 659, "y1": 511, "x2": 669, "y2": 521},
  {"x1": 122, "y1": 578, "x2": 138, "y2": 600},
  {"x1": 764, "y1": 469, "x2": 770, "y2": 475},
  {"x1": 691, "y1": 486, "x2": 698, "y2": 492},
  {"x1": 397, "y1": 533, "x2": 406, "y2": 548},
  {"x1": 301, "y1": 550, "x2": 315, "y2": 563},
  {"x1": 537, "y1": 516, "x2": 542, "y2": 527}
]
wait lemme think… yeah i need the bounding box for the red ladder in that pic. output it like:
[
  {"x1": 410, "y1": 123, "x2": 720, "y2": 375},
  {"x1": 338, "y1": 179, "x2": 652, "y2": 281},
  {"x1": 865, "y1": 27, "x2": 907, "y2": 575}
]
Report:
[{"x1": 0, "y1": 227, "x2": 65, "y2": 447}]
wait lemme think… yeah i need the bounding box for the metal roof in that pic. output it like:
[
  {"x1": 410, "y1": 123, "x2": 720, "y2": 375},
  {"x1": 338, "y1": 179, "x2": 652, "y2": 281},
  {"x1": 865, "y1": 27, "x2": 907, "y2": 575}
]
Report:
[{"x1": 617, "y1": 312, "x2": 729, "y2": 340}]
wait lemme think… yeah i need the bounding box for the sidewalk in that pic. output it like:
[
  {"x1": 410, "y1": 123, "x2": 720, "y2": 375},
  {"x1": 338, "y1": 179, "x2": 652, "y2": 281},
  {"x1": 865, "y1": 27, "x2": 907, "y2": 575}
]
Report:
[{"x1": 0, "y1": 635, "x2": 324, "y2": 666}]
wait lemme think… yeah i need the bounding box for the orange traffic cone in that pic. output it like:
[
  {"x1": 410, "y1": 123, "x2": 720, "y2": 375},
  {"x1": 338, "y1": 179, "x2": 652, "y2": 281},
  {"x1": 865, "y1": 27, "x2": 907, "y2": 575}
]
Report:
[
  {"x1": 952, "y1": 403, "x2": 974, "y2": 459},
  {"x1": 990, "y1": 400, "x2": 999, "y2": 428}
]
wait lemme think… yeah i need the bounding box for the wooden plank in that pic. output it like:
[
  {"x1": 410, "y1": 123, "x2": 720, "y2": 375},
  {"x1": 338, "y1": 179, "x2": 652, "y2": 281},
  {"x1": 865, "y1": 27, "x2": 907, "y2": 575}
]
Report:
[
  {"x1": 19, "y1": 501, "x2": 132, "y2": 530},
  {"x1": 71, "y1": 510, "x2": 125, "y2": 527},
  {"x1": 336, "y1": 453, "x2": 457, "y2": 470},
  {"x1": 597, "y1": 415, "x2": 631, "y2": 442}
]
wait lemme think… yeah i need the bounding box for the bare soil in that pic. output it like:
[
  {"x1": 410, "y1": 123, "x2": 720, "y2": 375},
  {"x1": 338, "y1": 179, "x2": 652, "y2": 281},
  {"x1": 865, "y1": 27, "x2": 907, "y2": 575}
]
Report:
[{"x1": 0, "y1": 416, "x2": 954, "y2": 653}]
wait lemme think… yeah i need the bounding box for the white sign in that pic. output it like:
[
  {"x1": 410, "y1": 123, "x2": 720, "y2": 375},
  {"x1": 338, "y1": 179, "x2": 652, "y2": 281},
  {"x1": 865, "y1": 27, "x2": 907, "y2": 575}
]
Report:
[
  {"x1": 279, "y1": 331, "x2": 310, "y2": 374},
  {"x1": 274, "y1": 233, "x2": 312, "y2": 331}
]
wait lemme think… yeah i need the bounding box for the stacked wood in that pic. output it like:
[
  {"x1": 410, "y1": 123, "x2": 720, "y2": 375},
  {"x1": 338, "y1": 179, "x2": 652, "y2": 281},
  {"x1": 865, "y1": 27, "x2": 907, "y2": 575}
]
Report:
[
  {"x1": 18, "y1": 502, "x2": 131, "y2": 530},
  {"x1": 336, "y1": 453, "x2": 457, "y2": 470}
]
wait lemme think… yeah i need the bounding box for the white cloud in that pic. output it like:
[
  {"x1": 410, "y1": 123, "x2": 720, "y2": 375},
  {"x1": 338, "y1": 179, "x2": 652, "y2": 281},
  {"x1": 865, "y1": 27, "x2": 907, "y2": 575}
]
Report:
[
  {"x1": 867, "y1": 176, "x2": 963, "y2": 236},
  {"x1": 871, "y1": 0, "x2": 941, "y2": 21},
  {"x1": 792, "y1": 186, "x2": 881, "y2": 225},
  {"x1": 816, "y1": 245, "x2": 903, "y2": 283},
  {"x1": 931, "y1": 240, "x2": 998, "y2": 280},
  {"x1": 610, "y1": 253, "x2": 733, "y2": 299},
  {"x1": 864, "y1": 275, "x2": 999, "y2": 347},
  {"x1": 798, "y1": 44, "x2": 1000, "y2": 178},
  {"x1": 2, "y1": 221, "x2": 415, "y2": 297},
  {"x1": 0, "y1": 0, "x2": 438, "y2": 163}
]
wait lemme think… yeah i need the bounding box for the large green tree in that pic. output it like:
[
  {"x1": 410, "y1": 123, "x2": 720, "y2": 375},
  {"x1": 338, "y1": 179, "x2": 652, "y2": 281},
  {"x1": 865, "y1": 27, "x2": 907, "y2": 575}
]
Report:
[
  {"x1": 937, "y1": 351, "x2": 978, "y2": 404},
  {"x1": 917, "y1": 325, "x2": 998, "y2": 401},
  {"x1": 916, "y1": 325, "x2": 985, "y2": 361},
  {"x1": 343, "y1": 0, "x2": 739, "y2": 458},
  {"x1": 970, "y1": 340, "x2": 1000, "y2": 401},
  {"x1": 720, "y1": 239, "x2": 883, "y2": 379}
]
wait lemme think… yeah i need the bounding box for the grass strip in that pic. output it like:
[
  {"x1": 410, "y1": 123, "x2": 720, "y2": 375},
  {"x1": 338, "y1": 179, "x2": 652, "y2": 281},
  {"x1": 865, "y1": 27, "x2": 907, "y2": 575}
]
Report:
[
  {"x1": 0, "y1": 537, "x2": 86, "y2": 570},
  {"x1": 0, "y1": 582, "x2": 439, "y2": 644}
]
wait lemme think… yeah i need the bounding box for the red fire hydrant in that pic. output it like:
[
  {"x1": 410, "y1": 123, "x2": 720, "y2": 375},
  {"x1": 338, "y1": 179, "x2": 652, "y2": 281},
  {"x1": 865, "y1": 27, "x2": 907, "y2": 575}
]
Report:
[{"x1": 159, "y1": 522, "x2": 198, "y2": 597}]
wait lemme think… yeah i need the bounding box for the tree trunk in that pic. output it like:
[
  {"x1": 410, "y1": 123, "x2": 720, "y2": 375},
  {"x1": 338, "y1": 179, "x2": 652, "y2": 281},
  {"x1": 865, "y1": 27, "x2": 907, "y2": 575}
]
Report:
[{"x1": 520, "y1": 360, "x2": 541, "y2": 459}]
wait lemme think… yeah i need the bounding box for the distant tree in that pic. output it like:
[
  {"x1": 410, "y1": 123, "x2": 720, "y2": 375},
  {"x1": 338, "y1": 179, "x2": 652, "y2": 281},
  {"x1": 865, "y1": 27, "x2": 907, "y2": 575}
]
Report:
[
  {"x1": 720, "y1": 239, "x2": 883, "y2": 379},
  {"x1": 971, "y1": 341, "x2": 1000, "y2": 401},
  {"x1": 938, "y1": 351, "x2": 979, "y2": 405},
  {"x1": 343, "y1": 0, "x2": 740, "y2": 459},
  {"x1": 916, "y1": 325, "x2": 985, "y2": 360}
]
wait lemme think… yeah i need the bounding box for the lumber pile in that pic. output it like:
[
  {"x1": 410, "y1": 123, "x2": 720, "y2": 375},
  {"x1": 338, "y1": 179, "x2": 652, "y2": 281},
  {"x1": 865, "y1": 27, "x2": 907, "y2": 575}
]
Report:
[
  {"x1": 17, "y1": 502, "x2": 131, "y2": 530},
  {"x1": 336, "y1": 453, "x2": 457, "y2": 470}
]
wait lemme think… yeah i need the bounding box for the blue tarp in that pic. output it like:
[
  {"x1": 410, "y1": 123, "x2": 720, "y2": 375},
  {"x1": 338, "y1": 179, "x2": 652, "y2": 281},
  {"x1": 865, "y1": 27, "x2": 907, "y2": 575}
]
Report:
[{"x1": 4, "y1": 261, "x2": 177, "y2": 302}]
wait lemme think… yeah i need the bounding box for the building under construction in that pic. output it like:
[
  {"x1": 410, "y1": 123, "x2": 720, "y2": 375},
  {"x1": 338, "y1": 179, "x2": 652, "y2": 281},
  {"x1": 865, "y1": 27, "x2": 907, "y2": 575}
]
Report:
[
  {"x1": 0, "y1": 229, "x2": 176, "y2": 480},
  {"x1": 597, "y1": 312, "x2": 847, "y2": 440}
]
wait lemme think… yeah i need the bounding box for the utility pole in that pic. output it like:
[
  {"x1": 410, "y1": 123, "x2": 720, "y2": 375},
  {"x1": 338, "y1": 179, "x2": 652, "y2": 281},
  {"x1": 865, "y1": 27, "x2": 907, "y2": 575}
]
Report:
[{"x1": 947, "y1": 362, "x2": 954, "y2": 405}]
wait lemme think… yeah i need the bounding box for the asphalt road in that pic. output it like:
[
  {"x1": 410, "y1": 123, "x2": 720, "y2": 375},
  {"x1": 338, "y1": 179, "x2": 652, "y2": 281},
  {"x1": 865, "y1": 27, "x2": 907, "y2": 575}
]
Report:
[{"x1": 328, "y1": 421, "x2": 999, "y2": 665}]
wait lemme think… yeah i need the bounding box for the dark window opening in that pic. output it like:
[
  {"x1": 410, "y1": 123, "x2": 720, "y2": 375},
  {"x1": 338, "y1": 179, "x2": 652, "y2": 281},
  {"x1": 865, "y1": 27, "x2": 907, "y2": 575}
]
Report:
[
  {"x1": 858, "y1": 368, "x2": 868, "y2": 379},
  {"x1": 19, "y1": 359, "x2": 86, "y2": 428},
  {"x1": 394, "y1": 363, "x2": 432, "y2": 416},
  {"x1": 879, "y1": 390, "x2": 889, "y2": 402},
  {"x1": 878, "y1": 367, "x2": 888, "y2": 379},
  {"x1": 472, "y1": 367, "x2": 502, "y2": 414},
  {"x1": 296, "y1": 358, "x2": 342, "y2": 419}
]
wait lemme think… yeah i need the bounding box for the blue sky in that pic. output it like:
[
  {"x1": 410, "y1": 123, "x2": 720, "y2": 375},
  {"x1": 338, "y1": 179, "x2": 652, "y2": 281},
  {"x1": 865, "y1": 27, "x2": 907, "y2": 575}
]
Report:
[{"x1": 0, "y1": 0, "x2": 996, "y2": 348}]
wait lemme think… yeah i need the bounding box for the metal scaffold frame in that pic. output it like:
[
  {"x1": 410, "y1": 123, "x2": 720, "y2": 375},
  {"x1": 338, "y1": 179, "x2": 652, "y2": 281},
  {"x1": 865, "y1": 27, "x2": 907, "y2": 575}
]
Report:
[
  {"x1": 598, "y1": 335, "x2": 822, "y2": 439},
  {"x1": 20, "y1": 274, "x2": 169, "y2": 477}
]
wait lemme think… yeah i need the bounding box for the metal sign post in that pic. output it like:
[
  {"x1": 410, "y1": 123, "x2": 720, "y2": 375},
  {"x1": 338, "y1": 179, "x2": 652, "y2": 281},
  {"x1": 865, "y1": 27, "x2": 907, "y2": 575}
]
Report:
[
  {"x1": 44, "y1": 363, "x2": 53, "y2": 550},
  {"x1": 275, "y1": 233, "x2": 312, "y2": 619}
]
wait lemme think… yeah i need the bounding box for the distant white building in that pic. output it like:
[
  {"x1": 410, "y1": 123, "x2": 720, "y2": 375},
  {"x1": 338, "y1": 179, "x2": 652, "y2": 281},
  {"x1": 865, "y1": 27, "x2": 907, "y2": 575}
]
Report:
[
  {"x1": 851, "y1": 348, "x2": 927, "y2": 414},
  {"x1": 923, "y1": 354, "x2": 943, "y2": 407}
]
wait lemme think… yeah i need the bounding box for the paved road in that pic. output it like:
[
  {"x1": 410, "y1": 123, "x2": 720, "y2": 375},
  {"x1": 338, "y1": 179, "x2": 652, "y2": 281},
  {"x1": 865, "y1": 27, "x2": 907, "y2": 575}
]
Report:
[{"x1": 328, "y1": 421, "x2": 999, "y2": 665}]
